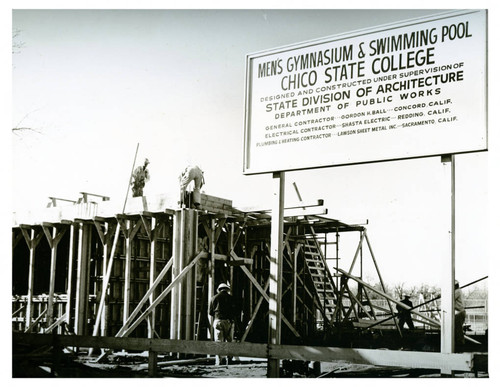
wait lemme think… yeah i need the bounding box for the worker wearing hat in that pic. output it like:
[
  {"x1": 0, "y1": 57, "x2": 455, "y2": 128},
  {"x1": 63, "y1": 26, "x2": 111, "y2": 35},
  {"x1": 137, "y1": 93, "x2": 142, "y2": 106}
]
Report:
[
  {"x1": 209, "y1": 282, "x2": 237, "y2": 365},
  {"x1": 131, "y1": 158, "x2": 150, "y2": 197}
]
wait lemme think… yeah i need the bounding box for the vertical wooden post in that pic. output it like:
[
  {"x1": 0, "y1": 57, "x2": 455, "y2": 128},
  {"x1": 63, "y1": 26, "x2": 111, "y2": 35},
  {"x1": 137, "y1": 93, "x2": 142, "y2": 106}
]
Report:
[
  {"x1": 74, "y1": 222, "x2": 90, "y2": 335},
  {"x1": 91, "y1": 223, "x2": 121, "y2": 337},
  {"x1": 91, "y1": 220, "x2": 117, "y2": 338},
  {"x1": 170, "y1": 210, "x2": 182, "y2": 340},
  {"x1": 229, "y1": 223, "x2": 233, "y2": 282},
  {"x1": 26, "y1": 228, "x2": 36, "y2": 331},
  {"x1": 101, "y1": 221, "x2": 110, "y2": 337},
  {"x1": 208, "y1": 218, "x2": 216, "y2": 339},
  {"x1": 228, "y1": 223, "x2": 235, "y2": 345},
  {"x1": 42, "y1": 223, "x2": 67, "y2": 329},
  {"x1": 148, "y1": 217, "x2": 157, "y2": 338},
  {"x1": 182, "y1": 209, "x2": 198, "y2": 341},
  {"x1": 21, "y1": 226, "x2": 42, "y2": 331},
  {"x1": 249, "y1": 246, "x2": 255, "y2": 325},
  {"x1": 440, "y1": 155, "x2": 456, "y2": 373},
  {"x1": 42, "y1": 225, "x2": 66, "y2": 328},
  {"x1": 335, "y1": 229, "x2": 340, "y2": 291},
  {"x1": 123, "y1": 219, "x2": 132, "y2": 325},
  {"x1": 268, "y1": 171, "x2": 285, "y2": 378},
  {"x1": 292, "y1": 244, "x2": 300, "y2": 325},
  {"x1": 170, "y1": 209, "x2": 197, "y2": 341},
  {"x1": 177, "y1": 210, "x2": 185, "y2": 340},
  {"x1": 47, "y1": 227, "x2": 58, "y2": 328},
  {"x1": 118, "y1": 217, "x2": 142, "y2": 327},
  {"x1": 66, "y1": 223, "x2": 75, "y2": 326},
  {"x1": 74, "y1": 222, "x2": 83, "y2": 334},
  {"x1": 181, "y1": 210, "x2": 190, "y2": 340},
  {"x1": 148, "y1": 351, "x2": 158, "y2": 377}
]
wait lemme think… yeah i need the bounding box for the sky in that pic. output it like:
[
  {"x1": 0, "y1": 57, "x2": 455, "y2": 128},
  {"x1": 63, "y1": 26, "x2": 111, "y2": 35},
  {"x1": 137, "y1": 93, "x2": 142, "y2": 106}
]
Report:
[{"x1": 5, "y1": 3, "x2": 498, "y2": 292}]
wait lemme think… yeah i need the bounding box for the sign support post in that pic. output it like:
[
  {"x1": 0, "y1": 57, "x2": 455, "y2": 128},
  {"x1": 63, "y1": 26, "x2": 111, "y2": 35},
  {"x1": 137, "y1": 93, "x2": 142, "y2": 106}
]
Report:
[
  {"x1": 440, "y1": 154, "x2": 456, "y2": 375},
  {"x1": 268, "y1": 171, "x2": 285, "y2": 377}
]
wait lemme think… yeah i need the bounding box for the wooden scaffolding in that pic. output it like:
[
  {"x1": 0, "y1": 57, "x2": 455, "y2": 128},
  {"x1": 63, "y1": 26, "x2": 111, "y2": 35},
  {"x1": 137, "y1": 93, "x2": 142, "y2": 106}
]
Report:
[
  {"x1": 12, "y1": 192, "x2": 444, "y2": 348},
  {"x1": 12, "y1": 192, "x2": 486, "y2": 376}
]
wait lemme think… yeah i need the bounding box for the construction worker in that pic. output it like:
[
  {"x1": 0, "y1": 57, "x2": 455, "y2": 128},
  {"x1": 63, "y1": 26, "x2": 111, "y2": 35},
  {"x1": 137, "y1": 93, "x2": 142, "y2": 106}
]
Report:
[
  {"x1": 179, "y1": 165, "x2": 204, "y2": 208},
  {"x1": 455, "y1": 280, "x2": 466, "y2": 347},
  {"x1": 396, "y1": 294, "x2": 415, "y2": 330},
  {"x1": 209, "y1": 283, "x2": 237, "y2": 365},
  {"x1": 131, "y1": 158, "x2": 150, "y2": 197}
]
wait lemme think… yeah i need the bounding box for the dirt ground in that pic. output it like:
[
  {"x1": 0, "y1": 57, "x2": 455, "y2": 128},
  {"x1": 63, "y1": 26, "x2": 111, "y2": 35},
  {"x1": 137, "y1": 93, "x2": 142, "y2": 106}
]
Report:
[{"x1": 12, "y1": 349, "x2": 488, "y2": 378}]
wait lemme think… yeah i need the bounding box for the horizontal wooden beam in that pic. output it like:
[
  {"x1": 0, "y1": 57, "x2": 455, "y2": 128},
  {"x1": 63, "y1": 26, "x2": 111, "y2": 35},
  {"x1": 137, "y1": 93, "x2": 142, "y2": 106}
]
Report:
[
  {"x1": 13, "y1": 333, "x2": 478, "y2": 372},
  {"x1": 19, "y1": 224, "x2": 42, "y2": 230},
  {"x1": 140, "y1": 210, "x2": 172, "y2": 218},
  {"x1": 242, "y1": 199, "x2": 324, "y2": 214},
  {"x1": 198, "y1": 251, "x2": 253, "y2": 265},
  {"x1": 269, "y1": 344, "x2": 475, "y2": 372},
  {"x1": 284, "y1": 207, "x2": 328, "y2": 218},
  {"x1": 42, "y1": 221, "x2": 67, "y2": 228},
  {"x1": 13, "y1": 333, "x2": 267, "y2": 358},
  {"x1": 48, "y1": 197, "x2": 77, "y2": 204},
  {"x1": 93, "y1": 216, "x2": 117, "y2": 222},
  {"x1": 229, "y1": 250, "x2": 253, "y2": 265},
  {"x1": 339, "y1": 219, "x2": 369, "y2": 226},
  {"x1": 73, "y1": 218, "x2": 94, "y2": 224},
  {"x1": 115, "y1": 213, "x2": 141, "y2": 220},
  {"x1": 79, "y1": 192, "x2": 110, "y2": 201}
]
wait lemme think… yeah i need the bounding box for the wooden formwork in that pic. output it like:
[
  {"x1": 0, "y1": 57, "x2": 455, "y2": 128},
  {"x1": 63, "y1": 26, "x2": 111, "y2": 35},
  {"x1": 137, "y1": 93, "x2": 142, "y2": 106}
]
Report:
[
  {"x1": 12, "y1": 212, "x2": 175, "y2": 339},
  {"x1": 11, "y1": 193, "x2": 488, "y2": 377},
  {"x1": 11, "y1": 193, "x2": 414, "y2": 347}
]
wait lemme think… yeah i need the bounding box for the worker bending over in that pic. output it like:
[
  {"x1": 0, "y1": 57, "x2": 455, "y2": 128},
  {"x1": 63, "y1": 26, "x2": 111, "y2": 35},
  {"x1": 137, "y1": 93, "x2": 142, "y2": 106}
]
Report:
[{"x1": 179, "y1": 165, "x2": 204, "y2": 208}]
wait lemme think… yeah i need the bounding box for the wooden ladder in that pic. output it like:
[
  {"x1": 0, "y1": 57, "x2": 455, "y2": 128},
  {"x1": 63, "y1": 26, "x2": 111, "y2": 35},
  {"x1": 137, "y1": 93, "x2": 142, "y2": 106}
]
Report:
[{"x1": 302, "y1": 228, "x2": 338, "y2": 326}]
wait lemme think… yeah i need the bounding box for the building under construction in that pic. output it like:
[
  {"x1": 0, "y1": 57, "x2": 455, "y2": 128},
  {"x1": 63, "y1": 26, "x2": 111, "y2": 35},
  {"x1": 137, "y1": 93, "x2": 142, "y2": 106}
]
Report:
[{"x1": 11, "y1": 190, "x2": 488, "y2": 377}]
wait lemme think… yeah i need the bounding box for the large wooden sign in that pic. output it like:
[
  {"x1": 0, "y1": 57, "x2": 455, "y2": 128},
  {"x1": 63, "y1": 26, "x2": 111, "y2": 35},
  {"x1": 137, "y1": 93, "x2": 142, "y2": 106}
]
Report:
[{"x1": 243, "y1": 10, "x2": 487, "y2": 174}]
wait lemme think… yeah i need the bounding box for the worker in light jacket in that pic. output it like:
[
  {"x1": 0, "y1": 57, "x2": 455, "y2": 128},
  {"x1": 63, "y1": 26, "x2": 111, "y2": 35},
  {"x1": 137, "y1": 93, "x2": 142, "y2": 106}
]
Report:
[
  {"x1": 131, "y1": 158, "x2": 150, "y2": 197},
  {"x1": 179, "y1": 165, "x2": 204, "y2": 208}
]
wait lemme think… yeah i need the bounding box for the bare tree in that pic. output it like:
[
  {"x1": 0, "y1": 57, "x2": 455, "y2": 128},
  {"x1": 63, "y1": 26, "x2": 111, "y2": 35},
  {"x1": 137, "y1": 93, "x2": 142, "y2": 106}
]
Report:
[
  {"x1": 12, "y1": 28, "x2": 24, "y2": 54},
  {"x1": 392, "y1": 282, "x2": 405, "y2": 299},
  {"x1": 12, "y1": 112, "x2": 43, "y2": 136},
  {"x1": 12, "y1": 29, "x2": 43, "y2": 136}
]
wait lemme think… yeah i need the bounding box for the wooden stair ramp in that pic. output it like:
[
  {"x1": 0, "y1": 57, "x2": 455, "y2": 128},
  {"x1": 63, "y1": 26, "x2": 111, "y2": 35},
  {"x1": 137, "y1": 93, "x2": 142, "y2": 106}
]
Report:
[{"x1": 302, "y1": 227, "x2": 338, "y2": 325}]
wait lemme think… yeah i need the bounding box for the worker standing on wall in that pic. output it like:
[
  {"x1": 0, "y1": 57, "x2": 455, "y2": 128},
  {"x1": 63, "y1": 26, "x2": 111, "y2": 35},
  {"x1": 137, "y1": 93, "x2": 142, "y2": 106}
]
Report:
[
  {"x1": 131, "y1": 158, "x2": 150, "y2": 197},
  {"x1": 179, "y1": 165, "x2": 204, "y2": 208},
  {"x1": 209, "y1": 283, "x2": 237, "y2": 365}
]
